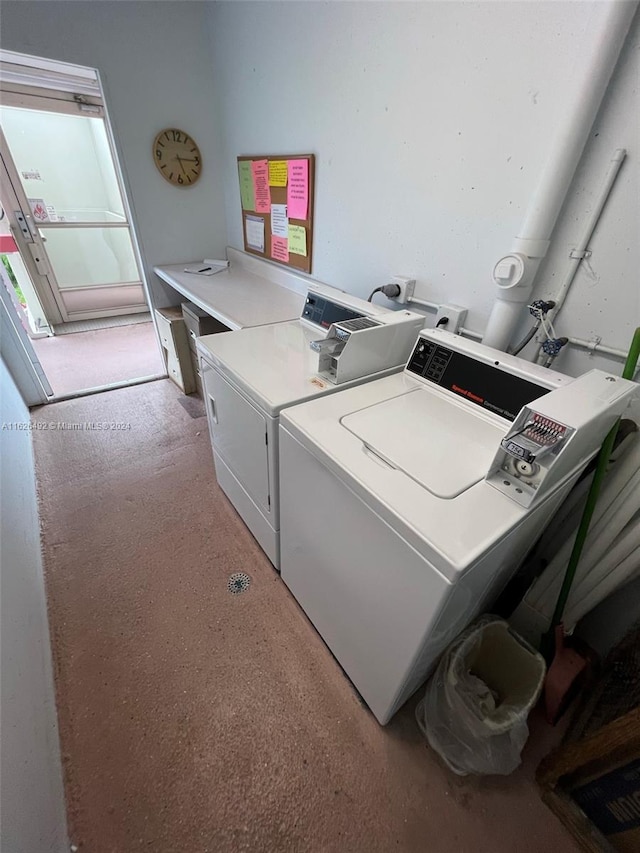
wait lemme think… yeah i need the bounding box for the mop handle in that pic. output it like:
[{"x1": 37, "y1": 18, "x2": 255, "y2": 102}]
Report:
[{"x1": 546, "y1": 327, "x2": 640, "y2": 638}]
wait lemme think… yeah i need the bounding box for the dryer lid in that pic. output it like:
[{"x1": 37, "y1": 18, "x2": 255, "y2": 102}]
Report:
[{"x1": 340, "y1": 388, "x2": 506, "y2": 499}]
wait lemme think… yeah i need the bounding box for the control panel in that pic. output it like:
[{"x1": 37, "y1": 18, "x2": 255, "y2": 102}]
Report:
[
  {"x1": 503, "y1": 414, "x2": 569, "y2": 464},
  {"x1": 486, "y1": 369, "x2": 638, "y2": 508},
  {"x1": 311, "y1": 317, "x2": 382, "y2": 382},
  {"x1": 309, "y1": 311, "x2": 424, "y2": 386},
  {"x1": 301, "y1": 293, "x2": 363, "y2": 329},
  {"x1": 491, "y1": 409, "x2": 575, "y2": 506},
  {"x1": 407, "y1": 337, "x2": 550, "y2": 422}
]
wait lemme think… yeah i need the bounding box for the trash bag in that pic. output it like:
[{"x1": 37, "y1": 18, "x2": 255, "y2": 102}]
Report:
[{"x1": 416, "y1": 615, "x2": 546, "y2": 776}]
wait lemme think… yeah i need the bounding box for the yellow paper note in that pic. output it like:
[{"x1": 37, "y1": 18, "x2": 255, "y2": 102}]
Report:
[
  {"x1": 288, "y1": 224, "x2": 307, "y2": 256},
  {"x1": 269, "y1": 160, "x2": 288, "y2": 187}
]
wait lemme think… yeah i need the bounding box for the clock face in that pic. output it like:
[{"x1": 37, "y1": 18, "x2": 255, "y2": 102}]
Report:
[{"x1": 153, "y1": 128, "x2": 202, "y2": 187}]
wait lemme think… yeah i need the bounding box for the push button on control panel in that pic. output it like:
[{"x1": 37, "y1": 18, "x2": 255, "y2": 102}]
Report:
[
  {"x1": 406, "y1": 336, "x2": 550, "y2": 422},
  {"x1": 407, "y1": 340, "x2": 452, "y2": 381},
  {"x1": 407, "y1": 340, "x2": 435, "y2": 374},
  {"x1": 302, "y1": 293, "x2": 362, "y2": 329}
]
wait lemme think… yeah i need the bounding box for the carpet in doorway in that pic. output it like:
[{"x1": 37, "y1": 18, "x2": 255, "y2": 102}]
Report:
[
  {"x1": 31, "y1": 379, "x2": 579, "y2": 853},
  {"x1": 52, "y1": 312, "x2": 153, "y2": 335},
  {"x1": 32, "y1": 321, "x2": 164, "y2": 397}
]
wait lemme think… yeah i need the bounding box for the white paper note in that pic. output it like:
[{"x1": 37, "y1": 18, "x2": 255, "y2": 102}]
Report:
[
  {"x1": 245, "y1": 215, "x2": 265, "y2": 253},
  {"x1": 270, "y1": 203, "x2": 288, "y2": 238}
]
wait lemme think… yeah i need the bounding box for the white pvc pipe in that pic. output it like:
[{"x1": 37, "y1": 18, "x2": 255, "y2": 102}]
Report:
[
  {"x1": 551, "y1": 149, "x2": 627, "y2": 320},
  {"x1": 567, "y1": 336, "x2": 629, "y2": 360},
  {"x1": 525, "y1": 436, "x2": 640, "y2": 609},
  {"x1": 565, "y1": 538, "x2": 640, "y2": 627},
  {"x1": 530, "y1": 335, "x2": 635, "y2": 369},
  {"x1": 570, "y1": 521, "x2": 640, "y2": 607},
  {"x1": 483, "y1": 1, "x2": 638, "y2": 351},
  {"x1": 575, "y1": 475, "x2": 640, "y2": 575},
  {"x1": 460, "y1": 327, "x2": 483, "y2": 341},
  {"x1": 535, "y1": 470, "x2": 640, "y2": 607},
  {"x1": 527, "y1": 487, "x2": 640, "y2": 623},
  {"x1": 518, "y1": 6, "x2": 635, "y2": 244},
  {"x1": 482, "y1": 300, "x2": 521, "y2": 351},
  {"x1": 407, "y1": 296, "x2": 438, "y2": 312}
]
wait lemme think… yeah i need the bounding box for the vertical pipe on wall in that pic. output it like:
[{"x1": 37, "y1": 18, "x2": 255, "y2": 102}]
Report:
[
  {"x1": 550, "y1": 148, "x2": 627, "y2": 320},
  {"x1": 482, "y1": 0, "x2": 638, "y2": 352}
]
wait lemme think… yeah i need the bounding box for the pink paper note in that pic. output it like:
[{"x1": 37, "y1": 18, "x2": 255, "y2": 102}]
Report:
[
  {"x1": 271, "y1": 235, "x2": 289, "y2": 263},
  {"x1": 287, "y1": 159, "x2": 308, "y2": 220},
  {"x1": 252, "y1": 160, "x2": 270, "y2": 213}
]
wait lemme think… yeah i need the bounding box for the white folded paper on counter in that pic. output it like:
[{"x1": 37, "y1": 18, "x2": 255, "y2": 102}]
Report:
[{"x1": 183, "y1": 259, "x2": 229, "y2": 276}]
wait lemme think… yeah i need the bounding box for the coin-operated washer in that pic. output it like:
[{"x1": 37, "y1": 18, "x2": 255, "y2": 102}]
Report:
[
  {"x1": 197, "y1": 285, "x2": 424, "y2": 569},
  {"x1": 278, "y1": 328, "x2": 637, "y2": 724}
]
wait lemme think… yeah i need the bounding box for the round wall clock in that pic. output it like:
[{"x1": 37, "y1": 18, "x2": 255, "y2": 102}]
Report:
[{"x1": 153, "y1": 128, "x2": 202, "y2": 187}]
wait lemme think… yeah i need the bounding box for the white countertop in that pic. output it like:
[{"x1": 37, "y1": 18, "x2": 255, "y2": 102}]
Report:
[{"x1": 153, "y1": 249, "x2": 307, "y2": 330}]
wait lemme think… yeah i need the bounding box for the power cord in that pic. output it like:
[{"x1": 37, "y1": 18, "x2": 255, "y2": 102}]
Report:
[{"x1": 367, "y1": 283, "x2": 402, "y2": 302}]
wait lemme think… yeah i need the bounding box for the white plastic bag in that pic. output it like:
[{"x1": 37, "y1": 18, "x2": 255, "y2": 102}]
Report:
[{"x1": 416, "y1": 616, "x2": 546, "y2": 776}]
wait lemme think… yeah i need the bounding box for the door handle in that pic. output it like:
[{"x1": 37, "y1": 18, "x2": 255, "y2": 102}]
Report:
[{"x1": 208, "y1": 394, "x2": 218, "y2": 424}]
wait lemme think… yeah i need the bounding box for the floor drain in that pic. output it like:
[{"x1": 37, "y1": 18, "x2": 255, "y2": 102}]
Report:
[{"x1": 227, "y1": 572, "x2": 251, "y2": 595}]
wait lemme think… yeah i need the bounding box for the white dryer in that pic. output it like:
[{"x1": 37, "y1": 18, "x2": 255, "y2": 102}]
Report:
[
  {"x1": 279, "y1": 329, "x2": 637, "y2": 724},
  {"x1": 196, "y1": 285, "x2": 424, "y2": 568}
]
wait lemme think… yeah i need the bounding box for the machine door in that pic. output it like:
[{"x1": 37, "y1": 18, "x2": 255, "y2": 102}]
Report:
[
  {"x1": 203, "y1": 364, "x2": 271, "y2": 516},
  {"x1": 279, "y1": 425, "x2": 451, "y2": 724},
  {"x1": 341, "y1": 387, "x2": 505, "y2": 499}
]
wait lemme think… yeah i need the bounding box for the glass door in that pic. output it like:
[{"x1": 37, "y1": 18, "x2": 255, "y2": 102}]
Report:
[{"x1": 0, "y1": 92, "x2": 146, "y2": 323}]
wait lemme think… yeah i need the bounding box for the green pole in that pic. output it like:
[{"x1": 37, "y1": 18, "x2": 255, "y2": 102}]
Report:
[{"x1": 540, "y1": 327, "x2": 640, "y2": 662}]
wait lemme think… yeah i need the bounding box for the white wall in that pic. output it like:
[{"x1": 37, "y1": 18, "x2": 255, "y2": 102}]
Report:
[
  {"x1": 0, "y1": 358, "x2": 68, "y2": 853},
  {"x1": 208, "y1": 0, "x2": 639, "y2": 378},
  {"x1": 1, "y1": 1, "x2": 229, "y2": 306}
]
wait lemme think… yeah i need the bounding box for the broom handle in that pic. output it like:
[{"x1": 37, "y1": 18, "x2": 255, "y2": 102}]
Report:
[{"x1": 547, "y1": 327, "x2": 640, "y2": 635}]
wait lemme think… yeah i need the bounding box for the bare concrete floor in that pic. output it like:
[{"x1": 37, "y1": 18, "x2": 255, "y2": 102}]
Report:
[{"x1": 31, "y1": 380, "x2": 579, "y2": 852}]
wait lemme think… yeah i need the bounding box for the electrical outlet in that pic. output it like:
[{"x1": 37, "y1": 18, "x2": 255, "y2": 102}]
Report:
[
  {"x1": 435, "y1": 304, "x2": 467, "y2": 334},
  {"x1": 390, "y1": 275, "x2": 416, "y2": 304}
]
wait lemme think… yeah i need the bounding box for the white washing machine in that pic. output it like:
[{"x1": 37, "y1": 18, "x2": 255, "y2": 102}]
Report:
[
  {"x1": 279, "y1": 328, "x2": 637, "y2": 724},
  {"x1": 196, "y1": 284, "x2": 425, "y2": 568}
]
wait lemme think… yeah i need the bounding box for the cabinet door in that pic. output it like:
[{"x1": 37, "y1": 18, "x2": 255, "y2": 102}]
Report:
[{"x1": 203, "y1": 365, "x2": 271, "y2": 516}]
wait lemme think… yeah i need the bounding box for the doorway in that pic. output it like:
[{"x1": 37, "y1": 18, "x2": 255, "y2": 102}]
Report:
[{"x1": 0, "y1": 50, "x2": 164, "y2": 400}]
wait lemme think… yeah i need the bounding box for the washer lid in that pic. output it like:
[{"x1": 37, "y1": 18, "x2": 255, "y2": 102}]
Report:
[{"x1": 340, "y1": 388, "x2": 506, "y2": 498}]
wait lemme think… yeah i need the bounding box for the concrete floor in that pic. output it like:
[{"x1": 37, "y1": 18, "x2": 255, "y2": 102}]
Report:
[
  {"x1": 31, "y1": 380, "x2": 579, "y2": 853},
  {"x1": 32, "y1": 321, "x2": 164, "y2": 397}
]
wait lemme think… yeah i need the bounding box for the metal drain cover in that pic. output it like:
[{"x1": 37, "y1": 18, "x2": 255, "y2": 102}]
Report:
[{"x1": 227, "y1": 572, "x2": 251, "y2": 594}]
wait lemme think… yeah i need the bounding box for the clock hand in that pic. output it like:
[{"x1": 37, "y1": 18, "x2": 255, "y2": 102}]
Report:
[{"x1": 175, "y1": 156, "x2": 188, "y2": 176}]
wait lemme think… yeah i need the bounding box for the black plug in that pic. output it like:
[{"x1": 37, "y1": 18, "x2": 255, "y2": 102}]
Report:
[
  {"x1": 380, "y1": 283, "x2": 402, "y2": 299},
  {"x1": 368, "y1": 283, "x2": 402, "y2": 302}
]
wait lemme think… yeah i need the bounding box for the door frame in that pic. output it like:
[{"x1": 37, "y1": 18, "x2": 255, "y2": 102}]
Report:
[
  {"x1": 0, "y1": 53, "x2": 164, "y2": 405},
  {"x1": 1, "y1": 264, "x2": 52, "y2": 405},
  {"x1": 0, "y1": 84, "x2": 149, "y2": 323},
  {"x1": 0, "y1": 130, "x2": 66, "y2": 324}
]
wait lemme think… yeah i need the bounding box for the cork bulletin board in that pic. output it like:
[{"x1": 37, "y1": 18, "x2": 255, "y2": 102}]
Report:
[{"x1": 237, "y1": 154, "x2": 315, "y2": 274}]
